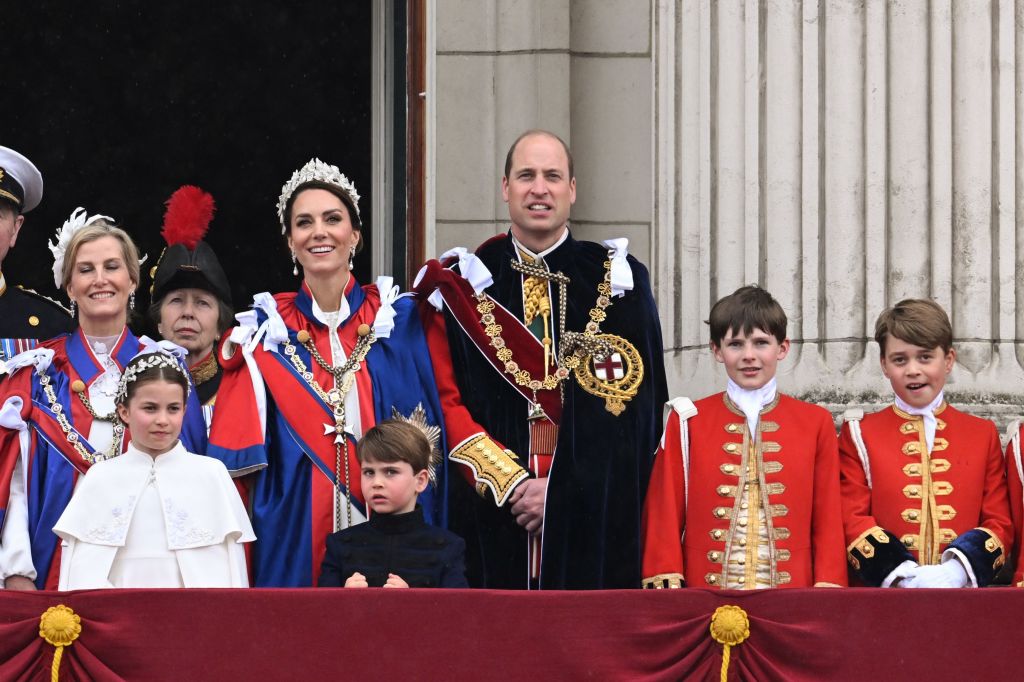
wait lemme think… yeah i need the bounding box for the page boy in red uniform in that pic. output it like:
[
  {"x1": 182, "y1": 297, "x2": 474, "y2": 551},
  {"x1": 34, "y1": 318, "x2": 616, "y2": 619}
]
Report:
[
  {"x1": 641, "y1": 285, "x2": 846, "y2": 589},
  {"x1": 839, "y1": 299, "x2": 1011, "y2": 587}
]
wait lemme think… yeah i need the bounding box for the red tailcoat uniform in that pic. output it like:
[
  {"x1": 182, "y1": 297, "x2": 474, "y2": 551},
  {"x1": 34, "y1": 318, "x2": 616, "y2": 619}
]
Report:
[
  {"x1": 642, "y1": 393, "x2": 847, "y2": 589},
  {"x1": 839, "y1": 403, "x2": 1011, "y2": 586},
  {"x1": 1002, "y1": 424, "x2": 1024, "y2": 585}
]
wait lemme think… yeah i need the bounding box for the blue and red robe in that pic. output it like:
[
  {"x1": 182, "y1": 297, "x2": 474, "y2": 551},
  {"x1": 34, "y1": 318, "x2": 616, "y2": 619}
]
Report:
[
  {"x1": 0, "y1": 329, "x2": 207, "y2": 589},
  {"x1": 207, "y1": 279, "x2": 448, "y2": 587}
]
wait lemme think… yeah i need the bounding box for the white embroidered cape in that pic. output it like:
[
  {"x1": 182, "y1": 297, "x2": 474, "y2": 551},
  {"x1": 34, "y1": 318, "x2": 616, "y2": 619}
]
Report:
[{"x1": 53, "y1": 442, "x2": 255, "y2": 589}]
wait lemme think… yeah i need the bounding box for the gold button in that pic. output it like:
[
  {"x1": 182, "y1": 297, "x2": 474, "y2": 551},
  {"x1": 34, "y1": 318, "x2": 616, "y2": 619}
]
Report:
[
  {"x1": 475, "y1": 442, "x2": 485, "y2": 450},
  {"x1": 903, "y1": 537, "x2": 914, "y2": 547},
  {"x1": 738, "y1": 557, "x2": 745, "y2": 565},
  {"x1": 724, "y1": 464, "x2": 735, "y2": 473},
  {"x1": 909, "y1": 511, "x2": 918, "y2": 520},
  {"x1": 715, "y1": 508, "x2": 727, "y2": 518},
  {"x1": 739, "y1": 537, "x2": 746, "y2": 546},
  {"x1": 741, "y1": 503, "x2": 748, "y2": 510},
  {"x1": 71, "y1": 379, "x2": 86, "y2": 393},
  {"x1": 726, "y1": 424, "x2": 738, "y2": 432},
  {"x1": 708, "y1": 575, "x2": 718, "y2": 584},
  {"x1": 743, "y1": 484, "x2": 749, "y2": 490},
  {"x1": 738, "y1": 518, "x2": 747, "y2": 526},
  {"x1": 357, "y1": 323, "x2": 372, "y2": 337},
  {"x1": 712, "y1": 530, "x2": 723, "y2": 539},
  {"x1": 725, "y1": 443, "x2": 738, "y2": 452},
  {"x1": 296, "y1": 330, "x2": 311, "y2": 343},
  {"x1": 709, "y1": 552, "x2": 720, "y2": 561},
  {"x1": 28, "y1": 315, "x2": 39, "y2": 327},
  {"x1": 738, "y1": 576, "x2": 745, "y2": 584}
]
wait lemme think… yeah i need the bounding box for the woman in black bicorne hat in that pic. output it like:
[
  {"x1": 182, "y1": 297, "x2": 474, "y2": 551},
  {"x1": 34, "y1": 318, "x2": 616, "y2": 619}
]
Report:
[{"x1": 149, "y1": 186, "x2": 234, "y2": 417}]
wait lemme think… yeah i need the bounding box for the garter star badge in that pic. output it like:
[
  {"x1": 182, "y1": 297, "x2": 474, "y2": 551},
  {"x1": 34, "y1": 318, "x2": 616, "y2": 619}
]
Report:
[{"x1": 573, "y1": 333, "x2": 643, "y2": 416}]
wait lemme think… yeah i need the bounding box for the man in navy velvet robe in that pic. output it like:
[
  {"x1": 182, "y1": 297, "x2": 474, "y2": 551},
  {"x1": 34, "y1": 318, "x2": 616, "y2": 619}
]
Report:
[{"x1": 416, "y1": 130, "x2": 667, "y2": 589}]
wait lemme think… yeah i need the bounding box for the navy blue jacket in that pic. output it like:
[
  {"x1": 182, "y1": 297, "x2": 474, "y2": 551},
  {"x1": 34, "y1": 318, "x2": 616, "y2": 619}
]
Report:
[{"x1": 318, "y1": 506, "x2": 468, "y2": 588}]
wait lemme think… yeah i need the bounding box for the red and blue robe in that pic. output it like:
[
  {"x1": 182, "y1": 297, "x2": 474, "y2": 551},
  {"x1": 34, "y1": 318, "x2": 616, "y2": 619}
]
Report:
[
  {"x1": 207, "y1": 279, "x2": 448, "y2": 587},
  {"x1": 0, "y1": 329, "x2": 208, "y2": 589}
]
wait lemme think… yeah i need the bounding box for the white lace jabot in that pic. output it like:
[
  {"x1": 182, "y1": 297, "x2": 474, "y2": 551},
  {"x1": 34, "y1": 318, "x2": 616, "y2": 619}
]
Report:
[
  {"x1": 894, "y1": 391, "x2": 943, "y2": 452},
  {"x1": 726, "y1": 377, "x2": 777, "y2": 435}
]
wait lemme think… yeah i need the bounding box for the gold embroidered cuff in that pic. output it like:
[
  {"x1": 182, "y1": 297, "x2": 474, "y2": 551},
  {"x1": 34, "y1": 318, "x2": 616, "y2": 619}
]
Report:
[
  {"x1": 451, "y1": 434, "x2": 528, "y2": 507},
  {"x1": 642, "y1": 572, "x2": 685, "y2": 589}
]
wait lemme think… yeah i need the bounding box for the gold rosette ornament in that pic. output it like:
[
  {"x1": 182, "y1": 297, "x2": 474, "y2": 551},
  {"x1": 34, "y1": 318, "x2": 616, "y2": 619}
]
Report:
[
  {"x1": 39, "y1": 605, "x2": 81, "y2": 682},
  {"x1": 709, "y1": 604, "x2": 750, "y2": 682}
]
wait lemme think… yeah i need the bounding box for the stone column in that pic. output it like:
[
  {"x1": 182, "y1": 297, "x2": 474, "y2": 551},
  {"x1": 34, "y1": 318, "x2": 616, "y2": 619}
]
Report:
[
  {"x1": 433, "y1": 0, "x2": 655, "y2": 265},
  {"x1": 654, "y1": 0, "x2": 1024, "y2": 426}
]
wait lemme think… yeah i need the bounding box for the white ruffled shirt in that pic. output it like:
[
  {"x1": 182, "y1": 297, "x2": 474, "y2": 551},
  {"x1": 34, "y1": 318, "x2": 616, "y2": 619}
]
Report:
[{"x1": 53, "y1": 442, "x2": 255, "y2": 589}]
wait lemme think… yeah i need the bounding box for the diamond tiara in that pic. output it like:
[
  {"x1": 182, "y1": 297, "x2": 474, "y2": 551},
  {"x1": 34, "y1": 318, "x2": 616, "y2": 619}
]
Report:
[{"x1": 277, "y1": 158, "x2": 361, "y2": 233}]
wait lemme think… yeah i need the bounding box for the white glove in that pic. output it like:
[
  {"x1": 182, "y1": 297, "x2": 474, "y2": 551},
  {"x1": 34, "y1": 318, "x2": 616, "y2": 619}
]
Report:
[
  {"x1": 882, "y1": 560, "x2": 919, "y2": 588},
  {"x1": 901, "y1": 559, "x2": 970, "y2": 589}
]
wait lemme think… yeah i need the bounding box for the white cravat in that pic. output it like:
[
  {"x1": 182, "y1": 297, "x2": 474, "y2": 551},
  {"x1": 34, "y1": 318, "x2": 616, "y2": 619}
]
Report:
[
  {"x1": 894, "y1": 392, "x2": 943, "y2": 452},
  {"x1": 726, "y1": 377, "x2": 777, "y2": 435}
]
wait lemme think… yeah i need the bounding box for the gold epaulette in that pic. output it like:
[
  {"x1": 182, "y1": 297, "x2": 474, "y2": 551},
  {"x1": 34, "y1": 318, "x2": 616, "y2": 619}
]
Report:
[
  {"x1": 642, "y1": 573, "x2": 684, "y2": 589},
  {"x1": 450, "y1": 434, "x2": 528, "y2": 506}
]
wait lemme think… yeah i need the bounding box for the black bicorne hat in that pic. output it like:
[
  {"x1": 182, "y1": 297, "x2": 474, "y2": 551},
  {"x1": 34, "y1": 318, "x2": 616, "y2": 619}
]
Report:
[{"x1": 150, "y1": 186, "x2": 231, "y2": 305}]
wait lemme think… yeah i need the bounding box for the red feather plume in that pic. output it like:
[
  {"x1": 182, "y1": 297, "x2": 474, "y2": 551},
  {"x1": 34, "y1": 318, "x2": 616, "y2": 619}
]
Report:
[{"x1": 162, "y1": 185, "x2": 215, "y2": 249}]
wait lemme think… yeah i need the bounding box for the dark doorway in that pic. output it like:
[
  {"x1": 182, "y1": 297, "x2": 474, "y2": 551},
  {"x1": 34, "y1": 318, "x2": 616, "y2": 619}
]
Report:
[{"x1": 2, "y1": 2, "x2": 374, "y2": 323}]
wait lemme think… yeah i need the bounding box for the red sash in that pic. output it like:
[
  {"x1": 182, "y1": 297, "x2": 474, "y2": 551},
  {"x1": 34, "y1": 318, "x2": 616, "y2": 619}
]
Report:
[{"x1": 416, "y1": 260, "x2": 562, "y2": 424}]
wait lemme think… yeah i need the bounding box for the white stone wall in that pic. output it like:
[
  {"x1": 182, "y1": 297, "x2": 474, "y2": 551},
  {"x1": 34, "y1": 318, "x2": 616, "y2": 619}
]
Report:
[
  {"x1": 433, "y1": 0, "x2": 654, "y2": 262},
  {"x1": 432, "y1": 0, "x2": 1024, "y2": 427},
  {"x1": 654, "y1": 0, "x2": 1024, "y2": 426}
]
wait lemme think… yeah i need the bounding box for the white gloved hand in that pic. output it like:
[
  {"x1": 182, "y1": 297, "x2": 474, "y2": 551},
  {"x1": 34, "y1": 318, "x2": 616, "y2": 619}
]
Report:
[
  {"x1": 901, "y1": 559, "x2": 969, "y2": 589},
  {"x1": 882, "y1": 560, "x2": 919, "y2": 588}
]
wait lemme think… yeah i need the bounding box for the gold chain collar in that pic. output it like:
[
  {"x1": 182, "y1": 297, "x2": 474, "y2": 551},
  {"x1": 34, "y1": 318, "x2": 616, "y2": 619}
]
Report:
[
  {"x1": 282, "y1": 323, "x2": 376, "y2": 531},
  {"x1": 475, "y1": 255, "x2": 616, "y2": 395},
  {"x1": 42, "y1": 375, "x2": 124, "y2": 464}
]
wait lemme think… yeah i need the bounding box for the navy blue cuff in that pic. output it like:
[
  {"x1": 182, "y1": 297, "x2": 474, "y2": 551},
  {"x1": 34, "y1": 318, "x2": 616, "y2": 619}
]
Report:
[
  {"x1": 949, "y1": 528, "x2": 1005, "y2": 587},
  {"x1": 847, "y1": 527, "x2": 914, "y2": 586}
]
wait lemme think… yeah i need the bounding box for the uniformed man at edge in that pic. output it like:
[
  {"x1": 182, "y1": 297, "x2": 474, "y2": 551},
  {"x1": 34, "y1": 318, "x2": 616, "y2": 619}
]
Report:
[{"x1": 0, "y1": 146, "x2": 74, "y2": 356}]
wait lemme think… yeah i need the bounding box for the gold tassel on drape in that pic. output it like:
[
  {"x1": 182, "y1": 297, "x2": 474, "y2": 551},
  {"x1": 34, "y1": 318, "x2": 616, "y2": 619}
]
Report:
[
  {"x1": 39, "y1": 605, "x2": 81, "y2": 682},
  {"x1": 709, "y1": 605, "x2": 750, "y2": 682}
]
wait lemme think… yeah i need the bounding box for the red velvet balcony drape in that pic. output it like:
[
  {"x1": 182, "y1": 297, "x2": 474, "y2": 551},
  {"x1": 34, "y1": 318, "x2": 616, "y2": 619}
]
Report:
[{"x1": 0, "y1": 588, "x2": 1019, "y2": 681}]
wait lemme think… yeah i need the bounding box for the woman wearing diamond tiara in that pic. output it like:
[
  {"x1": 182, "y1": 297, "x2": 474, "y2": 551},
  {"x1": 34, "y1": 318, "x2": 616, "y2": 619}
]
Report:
[
  {"x1": 208, "y1": 159, "x2": 450, "y2": 587},
  {"x1": 54, "y1": 348, "x2": 254, "y2": 589},
  {"x1": 0, "y1": 209, "x2": 207, "y2": 591}
]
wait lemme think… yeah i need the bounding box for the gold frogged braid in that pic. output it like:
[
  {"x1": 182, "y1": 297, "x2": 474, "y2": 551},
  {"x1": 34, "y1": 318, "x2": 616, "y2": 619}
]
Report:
[
  {"x1": 451, "y1": 434, "x2": 528, "y2": 505},
  {"x1": 519, "y1": 251, "x2": 548, "y2": 326},
  {"x1": 642, "y1": 573, "x2": 684, "y2": 589}
]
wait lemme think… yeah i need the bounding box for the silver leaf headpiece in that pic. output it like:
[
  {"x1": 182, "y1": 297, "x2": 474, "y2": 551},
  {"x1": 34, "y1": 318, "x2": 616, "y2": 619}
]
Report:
[
  {"x1": 277, "y1": 158, "x2": 361, "y2": 233},
  {"x1": 115, "y1": 349, "x2": 192, "y2": 406},
  {"x1": 49, "y1": 207, "x2": 115, "y2": 289},
  {"x1": 48, "y1": 207, "x2": 148, "y2": 291}
]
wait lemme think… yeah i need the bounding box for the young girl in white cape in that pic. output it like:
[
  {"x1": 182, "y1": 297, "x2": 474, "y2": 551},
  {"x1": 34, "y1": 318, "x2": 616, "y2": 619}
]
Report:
[{"x1": 54, "y1": 348, "x2": 255, "y2": 589}]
